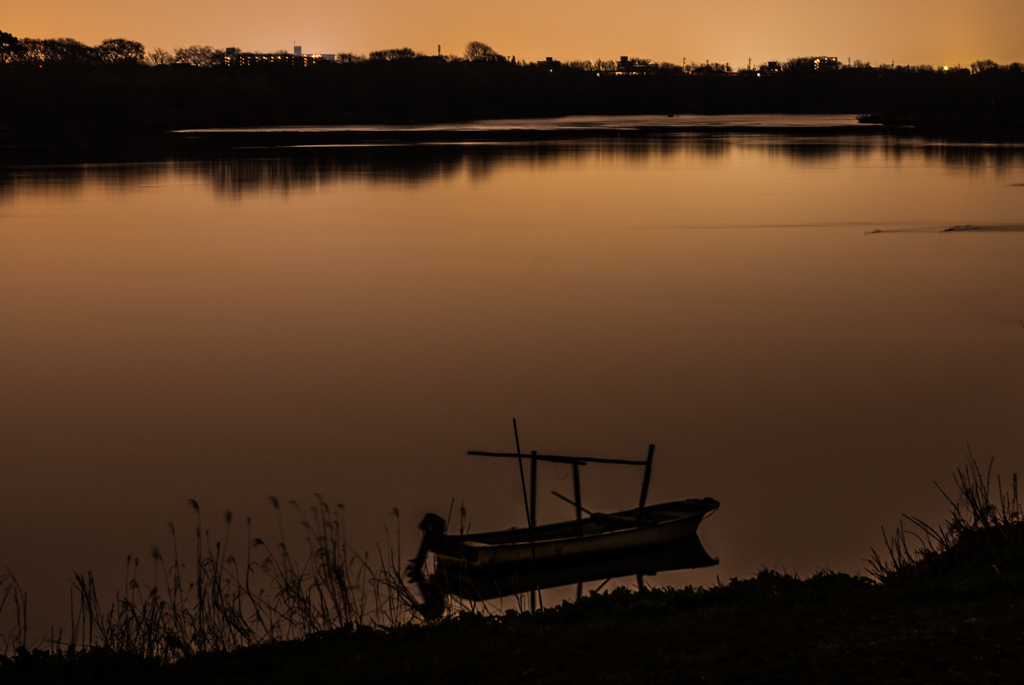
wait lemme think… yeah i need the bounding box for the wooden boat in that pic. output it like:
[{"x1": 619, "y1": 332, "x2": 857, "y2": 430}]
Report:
[
  {"x1": 406, "y1": 437, "x2": 719, "y2": 616},
  {"x1": 408, "y1": 498, "x2": 719, "y2": 605}
]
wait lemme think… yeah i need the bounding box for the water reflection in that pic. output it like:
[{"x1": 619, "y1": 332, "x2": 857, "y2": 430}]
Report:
[
  {"x1": 3, "y1": 134, "x2": 1024, "y2": 201},
  {"x1": 758, "y1": 136, "x2": 879, "y2": 164}
]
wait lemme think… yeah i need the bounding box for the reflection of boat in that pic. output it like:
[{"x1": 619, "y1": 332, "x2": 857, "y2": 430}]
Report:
[{"x1": 409, "y1": 498, "x2": 719, "y2": 604}]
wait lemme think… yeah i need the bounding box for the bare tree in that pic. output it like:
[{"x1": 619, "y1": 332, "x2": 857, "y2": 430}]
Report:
[
  {"x1": 172, "y1": 45, "x2": 224, "y2": 67},
  {"x1": 0, "y1": 30, "x2": 27, "y2": 63},
  {"x1": 464, "y1": 41, "x2": 503, "y2": 62},
  {"x1": 20, "y1": 37, "x2": 96, "y2": 64},
  {"x1": 970, "y1": 59, "x2": 999, "y2": 74},
  {"x1": 97, "y1": 38, "x2": 145, "y2": 64},
  {"x1": 334, "y1": 52, "x2": 366, "y2": 63},
  {"x1": 368, "y1": 47, "x2": 417, "y2": 61},
  {"x1": 565, "y1": 60, "x2": 594, "y2": 70},
  {"x1": 783, "y1": 57, "x2": 817, "y2": 72},
  {"x1": 146, "y1": 48, "x2": 173, "y2": 66}
]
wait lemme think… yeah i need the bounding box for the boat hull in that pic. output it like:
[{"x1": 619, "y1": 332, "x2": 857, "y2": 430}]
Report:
[
  {"x1": 432, "y1": 532, "x2": 717, "y2": 600},
  {"x1": 416, "y1": 498, "x2": 719, "y2": 601}
]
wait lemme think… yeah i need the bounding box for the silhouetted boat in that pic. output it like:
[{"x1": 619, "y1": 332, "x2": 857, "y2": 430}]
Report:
[
  {"x1": 407, "y1": 436, "x2": 719, "y2": 617},
  {"x1": 408, "y1": 497, "x2": 719, "y2": 605}
]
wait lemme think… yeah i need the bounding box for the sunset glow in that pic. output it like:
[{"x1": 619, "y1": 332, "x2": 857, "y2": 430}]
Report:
[{"x1": 7, "y1": 0, "x2": 1023, "y2": 67}]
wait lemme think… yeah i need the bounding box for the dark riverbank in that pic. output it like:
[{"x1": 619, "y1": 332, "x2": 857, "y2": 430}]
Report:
[
  {"x1": 4, "y1": 562, "x2": 1023, "y2": 684},
  {"x1": 0, "y1": 117, "x2": 873, "y2": 164},
  {"x1": 2, "y1": 59, "x2": 1023, "y2": 145}
]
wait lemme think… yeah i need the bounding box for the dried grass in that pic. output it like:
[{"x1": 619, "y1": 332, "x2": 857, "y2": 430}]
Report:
[
  {"x1": 0, "y1": 567, "x2": 29, "y2": 655},
  {"x1": 868, "y1": 449, "x2": 1024, "y2": 582},
  {"x1": 1, "y1": 497, "x2": 425, "y2": 662}
]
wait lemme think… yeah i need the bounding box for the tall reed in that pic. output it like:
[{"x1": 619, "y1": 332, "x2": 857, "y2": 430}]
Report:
[
  {"x1": 1, "y1": 495, "x2": 535, "y2": 662},
  {"x1": 869, "y1": 450, "x2": 1024, "y2": 581},
  {"x1": 0, "y1": 567, "x2": 29, "y2": 655},
  {"x1": 43, "y1": 496, "x2": 421, "y2": 660}
]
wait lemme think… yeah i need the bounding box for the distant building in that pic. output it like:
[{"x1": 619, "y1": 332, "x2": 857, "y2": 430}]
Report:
[
  {"x1": 814, "y1": 56, "x2": 839, "y2": 70},
  {"x1": 613, "y1": 55, "x2": 656, "y2": 75},
  {"x1": 225, "y1": 46, "x2": 334, "y2": 67}
]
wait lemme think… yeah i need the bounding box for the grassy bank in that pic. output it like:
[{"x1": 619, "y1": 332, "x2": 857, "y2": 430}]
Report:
[
  {"x1": 3, "y1": 455, "x2": 1024, "y2": 683},
  {"x1": 4, "y1": 564, "x2": 1024, "y2": 684}
]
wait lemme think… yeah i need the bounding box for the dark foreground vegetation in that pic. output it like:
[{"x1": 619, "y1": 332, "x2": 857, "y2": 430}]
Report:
[
  {"x1": 3, "y1": 569, "x2": 1024, "y2": 684},
  {"x1": 3, "y1": 455, "x2": 1024, "y2": 683},
  {"x1": 2, "y1": 31, "x2": 1024, "y2": 143}
]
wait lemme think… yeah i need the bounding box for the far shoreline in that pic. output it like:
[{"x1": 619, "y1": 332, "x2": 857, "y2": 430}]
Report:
[{"x1": 0, "y1": 114, "x2": 998, "y2": 166}]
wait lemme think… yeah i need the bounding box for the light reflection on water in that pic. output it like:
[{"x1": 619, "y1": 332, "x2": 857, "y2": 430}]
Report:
[
  {"x1": 3, "y1": 135, "x2": 1024, "y2": 202},
  {"x1": 1, "y1": 132, "x2": 1024, "y2": 633}
]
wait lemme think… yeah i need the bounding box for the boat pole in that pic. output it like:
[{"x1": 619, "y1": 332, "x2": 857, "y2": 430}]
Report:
[
  {"x1": 513, "y1": 419, "x2": 540, "y2": 611},
  {"x1": 530, "y1": 451, "x2": 539, "y2": 612},
  {"x1": 637, "y1": 444, "x2": 655, "y2": 591},
  {"x1": 573, "y1": 462, "x2": 583, "y2": 600},
  {"x1": 530, "y1": 456, "x2": 537, "y2": 531},
  {"x1": 573, "y1": 462, "x2": 582, "y2": 534},
  {"x1": 638, "y1": 444, "x2": 655, "y2": 516}
]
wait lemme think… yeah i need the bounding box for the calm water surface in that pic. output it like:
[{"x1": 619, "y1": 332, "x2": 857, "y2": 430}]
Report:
[{"x1": 2, "y1": 132, "x2": 1024, "y2": 629}]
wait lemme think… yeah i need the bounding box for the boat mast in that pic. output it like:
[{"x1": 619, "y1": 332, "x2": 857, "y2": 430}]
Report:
[
  {"x1": 637, "y1": 444, "x2": 655, "y2": 590},
  {"x1": 512, "y1": 419, "x2": 541, "y2": 611},
  {"x1": 530, "y1": 452, "x2": 538, "y2": 611},
  {"x1": 573, "y1": 461, "x2": 583, "y2": 599}
]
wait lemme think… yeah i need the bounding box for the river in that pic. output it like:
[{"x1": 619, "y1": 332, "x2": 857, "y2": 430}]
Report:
[{"x1": 2, "y1": 122, "x2": 1023, "y2": 633}]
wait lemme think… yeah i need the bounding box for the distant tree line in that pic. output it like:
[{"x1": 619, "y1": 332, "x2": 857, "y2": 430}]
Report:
[
  {"x1": 2, "y1": 31, "x2": 1023, "y2": 141},
  {"x1": 150, "y1": 45, "x2": 225, "y2": 67},
  {"x1": 0, "y1": 32, "x2": 224, "y2": 67},
  {"x1": 0, "y1": 35, "x2": 145, "y2": 64},
  {"x1": 3, "y1": 31, "x2": 1020, "y2": 77}
]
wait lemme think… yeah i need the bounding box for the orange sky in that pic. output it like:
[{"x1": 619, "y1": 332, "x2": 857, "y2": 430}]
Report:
[{"x1": 6, "y1": 0, "x2": 1024, "y2": 67}]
